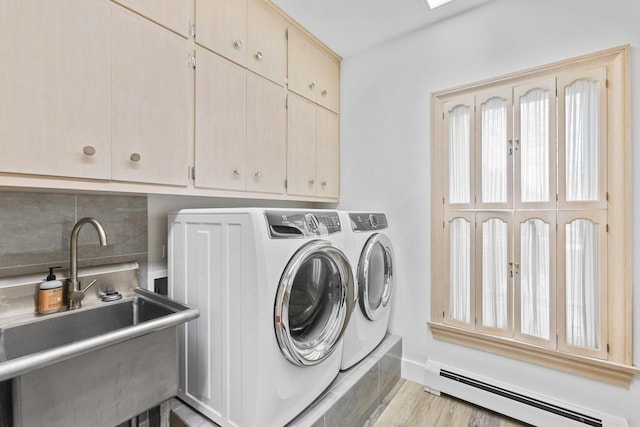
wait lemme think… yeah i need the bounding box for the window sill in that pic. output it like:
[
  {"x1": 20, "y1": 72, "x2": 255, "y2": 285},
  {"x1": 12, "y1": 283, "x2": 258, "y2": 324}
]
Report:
[{"x1": 428, "y1": 321, "x2": 639, "y2": 387}]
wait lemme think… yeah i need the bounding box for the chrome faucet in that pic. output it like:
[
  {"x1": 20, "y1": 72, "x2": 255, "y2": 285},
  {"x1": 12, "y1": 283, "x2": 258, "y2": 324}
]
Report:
[{"x1": 67, "y1": 217, "x2": 108, "y2": 309}]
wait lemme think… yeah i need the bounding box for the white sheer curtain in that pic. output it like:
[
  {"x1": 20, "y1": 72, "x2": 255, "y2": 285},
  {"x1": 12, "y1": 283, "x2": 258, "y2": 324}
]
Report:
[
  {"x1": 565, "y1": 219, "x2": 599, "y2": 348},
  {"x1": 565, "y1": 80, "x2": 599, "y2": 201},
  {"x1": 481, "y1": 98, "x2": 507, "y2": 203},
  {"x1": 520, "y1": 89, "x2": 549, "y2": 202},
  {"x1": 449, "y1": 106, "x2": 471, "y2": 204},
  {"x1": 520, "y1": 219, "x2": 550, "y2": 339},
  {"x1": 482, "y1": 218, "x2": 507, "y2": 329},
  {"x1": 450, "y1": 218, "x2": 471, "y2": 323}
]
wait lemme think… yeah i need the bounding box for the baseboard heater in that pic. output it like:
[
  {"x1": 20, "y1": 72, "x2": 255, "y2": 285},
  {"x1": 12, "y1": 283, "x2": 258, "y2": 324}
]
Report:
[{"x1": 424, "y1": 361, "x2": 628, "y2": 427}]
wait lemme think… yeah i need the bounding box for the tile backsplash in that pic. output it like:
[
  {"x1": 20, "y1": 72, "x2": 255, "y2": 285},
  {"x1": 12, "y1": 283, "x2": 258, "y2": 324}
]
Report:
[{"x1": 0, "y1": 191, "x2": 147, "y2": 284}]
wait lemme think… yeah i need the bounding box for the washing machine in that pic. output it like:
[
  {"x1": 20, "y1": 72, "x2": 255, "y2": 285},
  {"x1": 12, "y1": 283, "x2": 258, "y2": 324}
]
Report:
[
  {"x1": 339, "y1": 211, "x2": 395, "y2": 370},
  {"x1": 168, "y1": 208, "x2": 355, "y2": 427}
]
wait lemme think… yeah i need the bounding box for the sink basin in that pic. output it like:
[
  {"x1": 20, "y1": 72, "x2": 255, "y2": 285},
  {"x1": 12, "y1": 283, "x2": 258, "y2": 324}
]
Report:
[
  {"x1": 0, "y1": 288, "x2": 198, "y2": 427},
  {"x1": 1, "y1": 293, "x2": 180, "y2": 363}
]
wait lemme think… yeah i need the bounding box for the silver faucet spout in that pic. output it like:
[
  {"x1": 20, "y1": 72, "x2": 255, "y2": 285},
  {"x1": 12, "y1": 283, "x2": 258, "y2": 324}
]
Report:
[{"x1": 68, "y1": 218, "x2": 108, "y2": 309}]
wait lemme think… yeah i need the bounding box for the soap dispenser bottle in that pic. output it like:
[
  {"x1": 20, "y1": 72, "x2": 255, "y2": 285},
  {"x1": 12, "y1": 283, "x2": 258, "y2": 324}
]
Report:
[{"x1": 38, "y1": 266, "x2": 63, "y2": 314}]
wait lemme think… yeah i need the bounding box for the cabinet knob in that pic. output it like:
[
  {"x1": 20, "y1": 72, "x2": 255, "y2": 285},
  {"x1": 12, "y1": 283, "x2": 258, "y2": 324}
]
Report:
[
  {"x1": 254, "y1": 171, "x2": 263, "y2": 178},
  {"x1": 255, "y1": 51, "x2": 263, "y2": 61},
  {"x1": 130, "y1": 153, "x2": 141, "y2": 162},
  {"x1": 321, "y1": 181, "x2": 327, "y2": 187},
  {"x1": 83, "y1": 146, "x2": 96, "y2": 156},
  {"x1": 233, "y1": 168, "x2": 241, "y2": 175},
  {"x1": 308, "y1": 178, "x2": 315, "y2": 185},
  {"x1": 309, "y1": 82, "x2": 315, "y2": 90},
  {"x1": 321, "y1": 89, "x2": 327, "y2": 97},
  {"x1": 234, "y1": 39, "x2": 243, "y2": 49}
]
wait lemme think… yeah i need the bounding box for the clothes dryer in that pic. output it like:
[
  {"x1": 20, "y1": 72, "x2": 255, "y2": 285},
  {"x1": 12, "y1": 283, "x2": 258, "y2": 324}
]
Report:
[
  {"x1": 339, "y1": 211, "x2": 395, "y2": 370},
  {"x1": 168, "y1": 208, "x2": 354, "y2": 427}
]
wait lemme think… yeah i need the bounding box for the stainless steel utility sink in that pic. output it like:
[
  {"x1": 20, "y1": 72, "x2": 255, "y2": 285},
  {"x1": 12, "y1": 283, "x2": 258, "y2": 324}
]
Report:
[
  {"x1": 0, "y1": 288, "x2": 198, "y2": 427},
  {"x1": 1, "y1": 291, "x2": 182, "y2": 363}
]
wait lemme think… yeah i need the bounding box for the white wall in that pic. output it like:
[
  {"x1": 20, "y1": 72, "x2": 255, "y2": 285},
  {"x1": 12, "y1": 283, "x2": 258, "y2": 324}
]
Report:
[{"x1": 340, "y1": 0, "x2": 640, "y2": 423}]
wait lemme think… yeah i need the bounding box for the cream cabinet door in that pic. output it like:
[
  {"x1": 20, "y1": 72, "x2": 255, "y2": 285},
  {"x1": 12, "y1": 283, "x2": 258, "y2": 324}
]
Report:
[
  {"x1": 246, "y1": 74, "x2": 286, "y2": 194},
  {"x1": 111, "y1": 6, "x2": 192, "y2": 186},
  {"x1": 288, "y1": 28, "x2": 318, "y2": 102},
  {"x1": 247, "y1": 0, "x2": 287, "y2": 86},
  {"x1": 0, "y1": 0, "x2": 111, "y2": 180},
  {"x1": 316, "y1": 53, "x2": 340, "y2": 113},
  {"x1": 196, "y1": 0, "x2": 247, "y2": 67},
  {"x1": 195, "y1": 48, "x2": 247, "y2": 191},
  {"x1": 316, "y1": 108, "x2": 340, "y2": 198},
  {"x1": 112, "y1": 0, "x2": 194, "y2": 38},
  {"x1": 287, "y1": 95, "x2": 317, "y2": 197}
]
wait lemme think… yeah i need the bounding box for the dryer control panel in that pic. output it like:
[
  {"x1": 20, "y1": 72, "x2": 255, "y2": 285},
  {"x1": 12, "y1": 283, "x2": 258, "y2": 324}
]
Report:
[
  {"x1": 349, "y1": 213, "x2": 388, "y2": 231},
  {"x1": 265, "y1": 211, "x2": 341, "y2": 238}
]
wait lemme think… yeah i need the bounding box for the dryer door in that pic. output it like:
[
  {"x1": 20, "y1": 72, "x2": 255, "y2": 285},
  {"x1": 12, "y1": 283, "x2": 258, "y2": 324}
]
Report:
[
  {"x1": 358, "y1": 233, "x2": 394, "y2": 321},
  {"x1": 275, "y1": 240, "x2": 355, "y2": 366}
]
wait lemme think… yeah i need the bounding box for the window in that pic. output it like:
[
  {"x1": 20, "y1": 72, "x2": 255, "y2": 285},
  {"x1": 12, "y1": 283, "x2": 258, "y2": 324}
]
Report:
[{"x1": 430, "y1": 46, "x2": 636, "y2": 385}]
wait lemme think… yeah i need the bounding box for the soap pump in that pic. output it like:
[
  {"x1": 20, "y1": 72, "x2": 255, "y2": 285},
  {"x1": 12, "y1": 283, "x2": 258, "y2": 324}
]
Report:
[{"x1": 39, "y1": 266, "x2": 63, "y2": 314}]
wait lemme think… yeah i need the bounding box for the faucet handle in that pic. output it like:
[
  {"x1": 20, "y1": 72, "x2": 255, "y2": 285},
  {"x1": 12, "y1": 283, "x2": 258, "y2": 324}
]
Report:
[{"x1": 81, "y1": 279, "x2": 98, "y2": 293}]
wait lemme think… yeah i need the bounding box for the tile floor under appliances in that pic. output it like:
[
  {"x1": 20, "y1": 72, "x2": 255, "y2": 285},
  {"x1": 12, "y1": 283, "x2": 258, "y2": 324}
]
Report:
[{"x1": 170, "y1": 335, "x2": 402, "y2": 427}]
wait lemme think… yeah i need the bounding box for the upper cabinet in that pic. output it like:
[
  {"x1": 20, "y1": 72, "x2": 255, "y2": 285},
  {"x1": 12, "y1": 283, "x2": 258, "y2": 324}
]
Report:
[
  {"x1": 316, "y1": 51, "x2": 340, "y2": 113},
  {"x1": 287, "y1": 94, "x2": 339, "y2": 199},
  {"x1": 111, "y1": 0, "x2": 194, "y2": 38},
  {"x1": 316, "y1": 108, "x2": 340, "y2": 198},
  {"x1": 195, "y1": 0, "x2": 287, "y2": 87},
  {"x1": 247, "y1": 0, "x2": 287, "y2": 86},
  {"x1": 0, "y1": 0, "x2": 112, "y2": 180},
  {"x1": 1, "y1": 0, "x2": 339, "y2": 201},
  {"x1": 111, "y1": 5, "x2": 193, "y2": 186},
  {"x1": 196, "y1": 0, "x2": 248, "y2": 67},
  {"x1": 288, "y1": 27, "x2": 340, "y2": 113},
  {"x1": 195, "y1": 47, "x2": 286, "y2": 194}
]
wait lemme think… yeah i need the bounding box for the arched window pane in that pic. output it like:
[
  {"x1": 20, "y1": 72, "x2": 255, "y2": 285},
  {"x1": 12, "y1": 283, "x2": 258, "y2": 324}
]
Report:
[
  {"x1": 481, "y1": 98, "x2": 507, "y2": 203},
  {"x1": 565, "y1": 80, "x2": 599, "y2": 201},
  {"x1": 520, "y1": 89, "x2": 550, "y2": 202},
  {"x1": 449, "y1": 105, "x2": 471, "y2": 204}
]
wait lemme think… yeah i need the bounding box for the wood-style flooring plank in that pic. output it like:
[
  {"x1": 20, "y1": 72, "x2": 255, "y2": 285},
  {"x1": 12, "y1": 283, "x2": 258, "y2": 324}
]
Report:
[{"x1": 369, "y1": 380, "x2": 530, "y2": 427}]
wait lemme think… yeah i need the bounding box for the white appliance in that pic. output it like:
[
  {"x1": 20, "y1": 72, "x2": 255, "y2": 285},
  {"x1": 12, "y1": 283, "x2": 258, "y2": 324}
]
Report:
[
  {"x1": 339, "y1": 211, "x2": 395, "y2": 370},
  {"x1": 168, "y1": 208, "x2": 355, "y2": 427}
]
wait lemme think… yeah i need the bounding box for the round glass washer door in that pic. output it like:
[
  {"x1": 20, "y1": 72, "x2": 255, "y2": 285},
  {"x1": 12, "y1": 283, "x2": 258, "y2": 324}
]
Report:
[
  {"x1": 358, "y1": 233, "x2": 394, "y2": 321},
  {"x1": 275, "y1": 240, "x2": 355, "y2": 366}
]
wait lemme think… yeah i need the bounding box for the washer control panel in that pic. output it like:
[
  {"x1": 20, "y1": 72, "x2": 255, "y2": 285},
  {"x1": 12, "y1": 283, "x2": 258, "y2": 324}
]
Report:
[
  {"x1": 349, "y1": 213, "x2": 388, "y2": 231},
  {"x1": 265, "y1": 211, "x2": 341, "y2": 238}
]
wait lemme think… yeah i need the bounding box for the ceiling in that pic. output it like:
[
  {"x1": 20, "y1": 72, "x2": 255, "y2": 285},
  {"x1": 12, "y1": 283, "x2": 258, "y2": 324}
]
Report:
[{"x1": 272, "y1": 0, "x2": 496, "y2": 58}]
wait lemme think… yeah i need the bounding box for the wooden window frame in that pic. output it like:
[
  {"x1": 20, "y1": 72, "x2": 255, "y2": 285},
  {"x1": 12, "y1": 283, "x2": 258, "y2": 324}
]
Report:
[{"x1": 429, "y1": 45, "x2": 637, "y2": 386}]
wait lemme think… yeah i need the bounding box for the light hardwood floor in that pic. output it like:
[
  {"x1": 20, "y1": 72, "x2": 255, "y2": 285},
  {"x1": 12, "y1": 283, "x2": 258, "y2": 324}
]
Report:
[{"x1": 366, "y1": 380, "x2": 529, "y2": 427}]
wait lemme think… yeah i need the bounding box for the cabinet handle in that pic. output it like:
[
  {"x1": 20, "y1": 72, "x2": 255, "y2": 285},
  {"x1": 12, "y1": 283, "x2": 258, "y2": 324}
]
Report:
[
  {"x1": 233, "y1": 168, "x2": 241, "y2": 175},
  {"x1": 308, "y1": 178, "x2": 315, "y2": 185},
  {"x1": 83, "y1": 146, "x2": 96, "y2": 156},
  {"x1": 321, "y1": 89, "x2": 327, "y2": 97},
  {"x1": 234, "y1": 39, "x2": 243, "y2": 49},
  {"x1": 321, "y1": 181, "x2": 327, "y2": 187},
  {"x1": 255, "y1": 51, "x2": 263, "y2": 61},
  {"x1": 254, "y1": 171, "x2": 263, "y2": 178},
  {"x1": 130, "y1": 153, "x2": 141, "y2": 162},
  {"x1": 309, "y1": 82, "x2": 315, "y2": 90}
]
